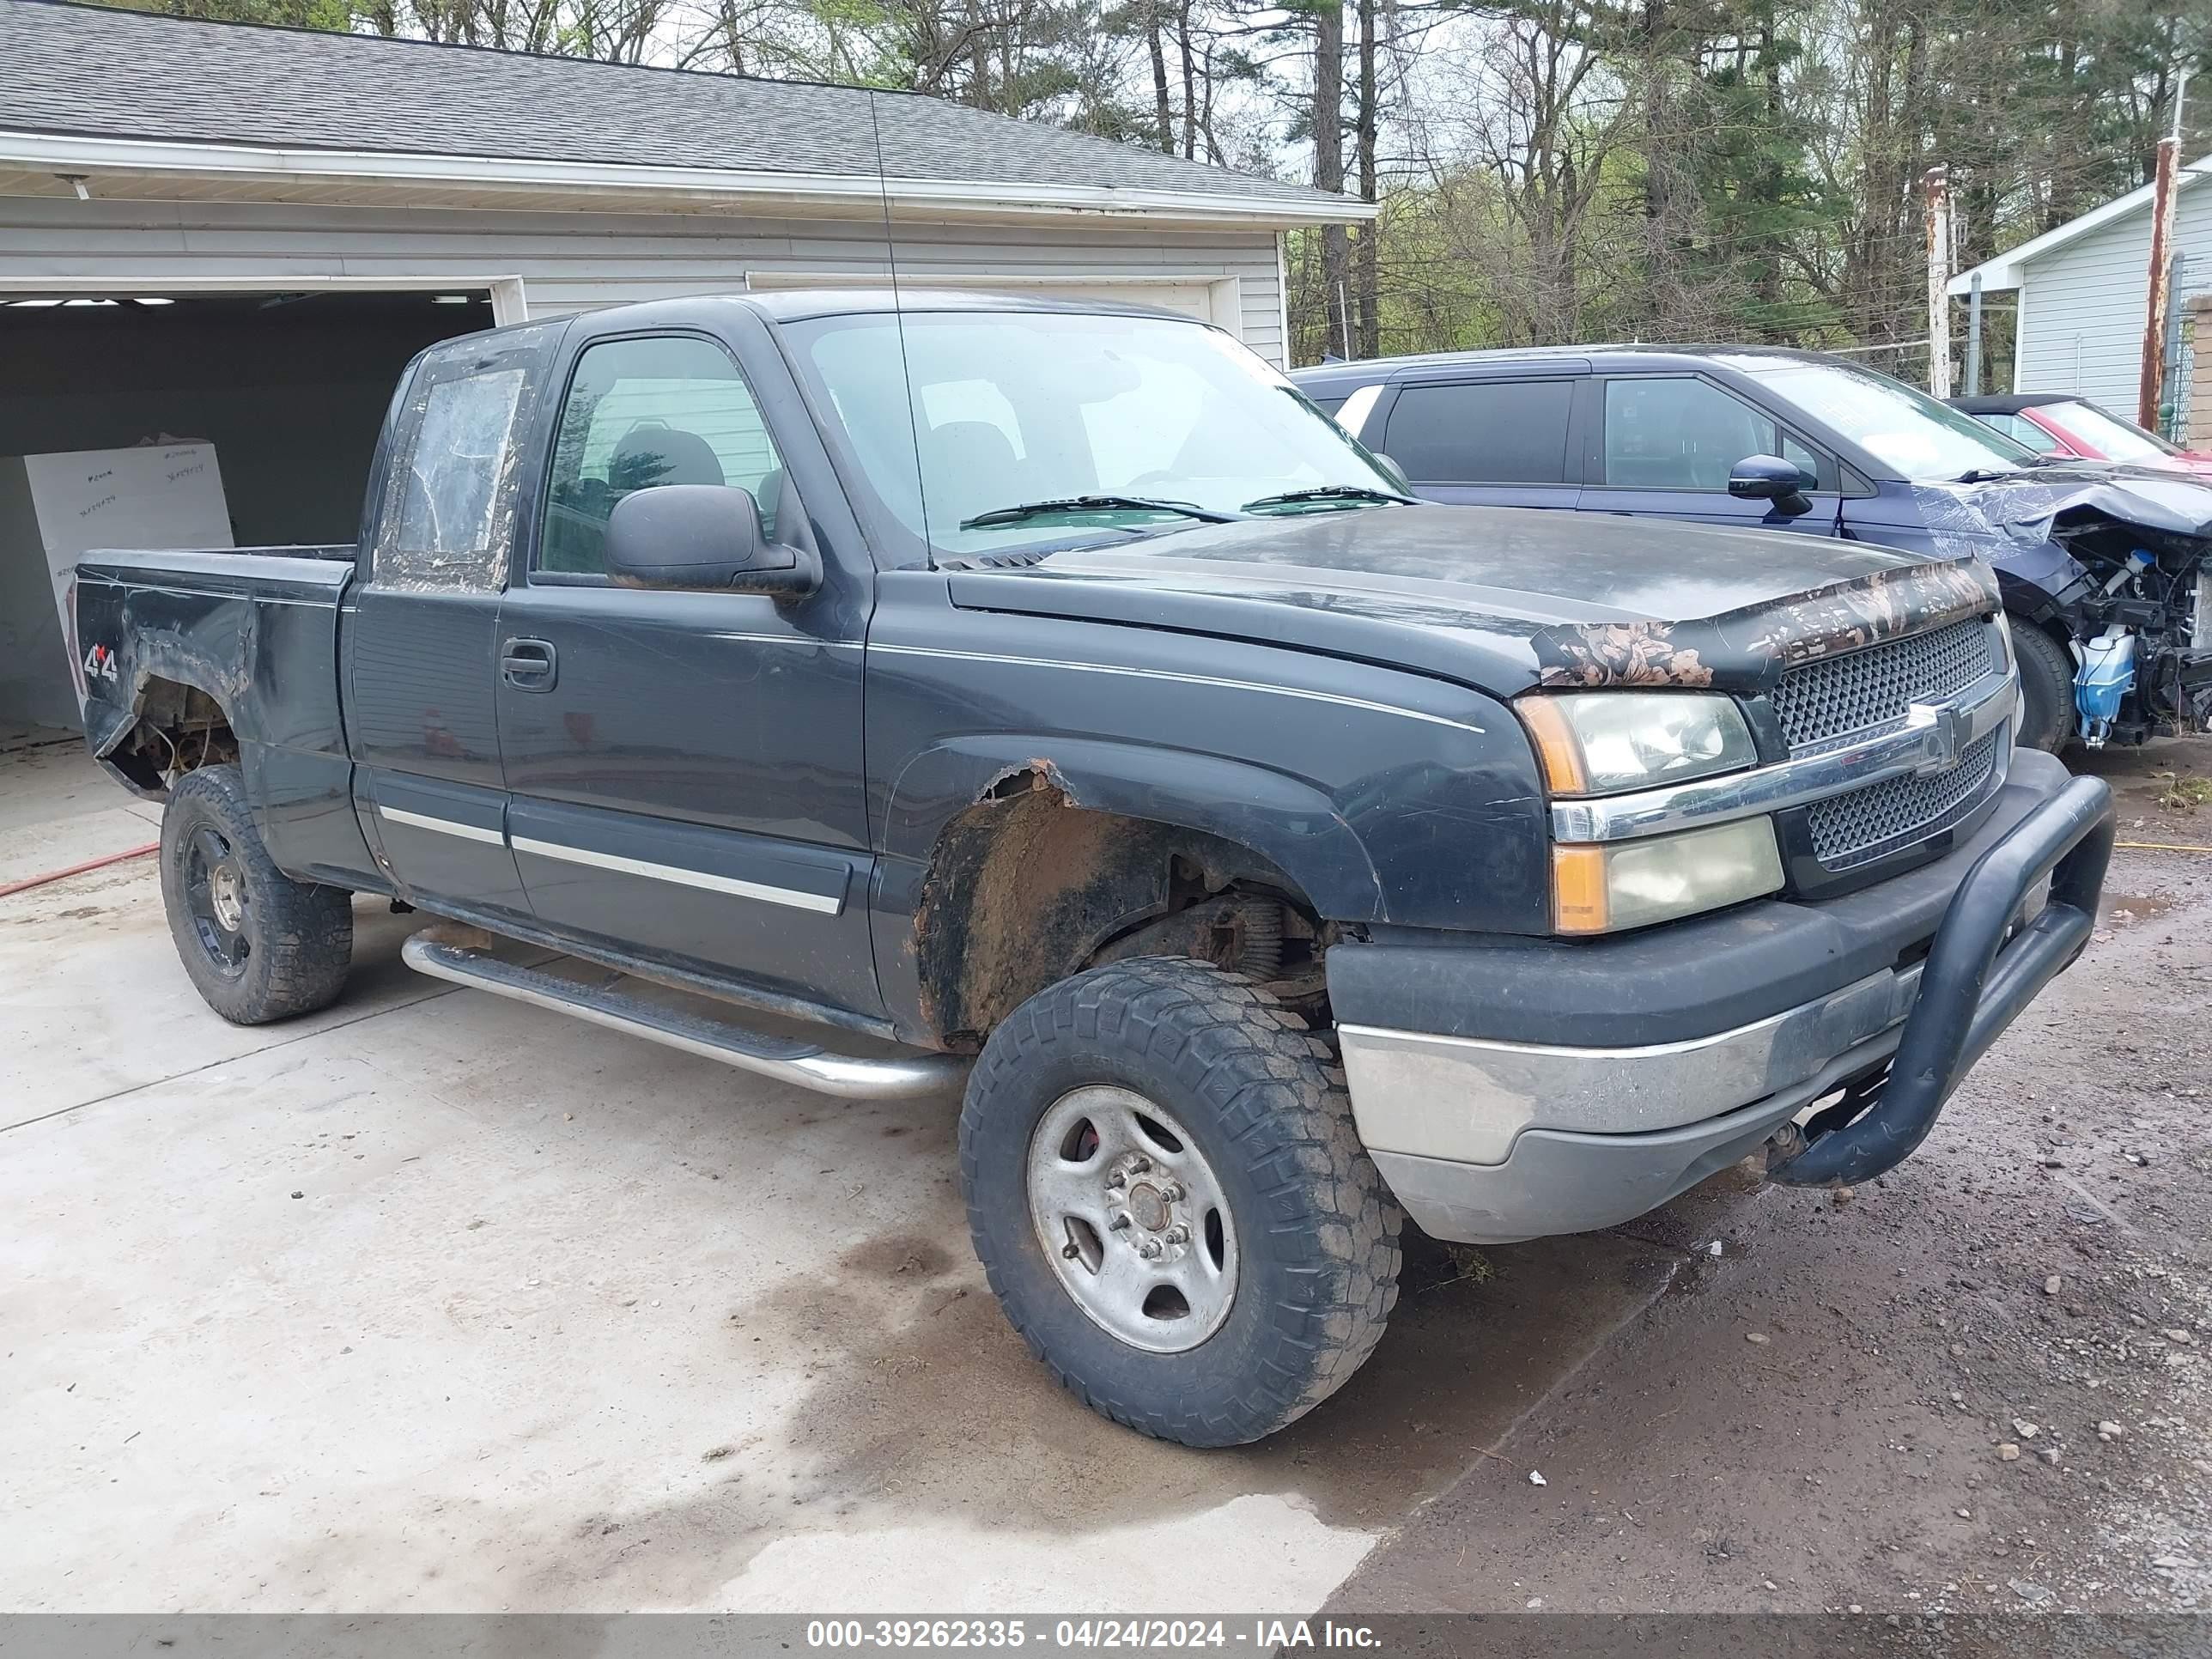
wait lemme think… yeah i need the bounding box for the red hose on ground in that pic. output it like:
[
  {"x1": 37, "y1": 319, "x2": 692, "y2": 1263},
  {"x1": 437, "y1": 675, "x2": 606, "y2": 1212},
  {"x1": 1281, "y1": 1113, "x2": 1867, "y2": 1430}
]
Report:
[{"x1": 0, "y1": 841, "x2": 160, "y2": 899}]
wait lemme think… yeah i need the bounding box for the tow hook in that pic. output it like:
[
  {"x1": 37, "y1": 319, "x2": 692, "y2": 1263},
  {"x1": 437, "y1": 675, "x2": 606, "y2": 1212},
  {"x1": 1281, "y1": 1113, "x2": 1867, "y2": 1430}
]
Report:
[{"x1": 1762, "y1": 1121, "x2": 1807, "y2": 1177}]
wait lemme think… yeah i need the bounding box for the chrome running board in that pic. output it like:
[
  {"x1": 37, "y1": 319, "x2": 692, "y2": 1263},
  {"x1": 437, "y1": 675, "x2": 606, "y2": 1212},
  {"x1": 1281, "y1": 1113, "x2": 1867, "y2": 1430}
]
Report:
[{"x1": 401, "y1": 931, "x2": 967, "y2": 1101}]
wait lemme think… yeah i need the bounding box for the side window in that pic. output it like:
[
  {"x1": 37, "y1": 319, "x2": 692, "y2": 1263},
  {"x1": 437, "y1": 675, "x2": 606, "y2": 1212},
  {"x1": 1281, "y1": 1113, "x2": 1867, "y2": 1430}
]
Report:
[
  {"x1": 541, "y1": 335, "x2": 786, "y2": 577},
  {"x1": 1382, "y1": 380, "x2": 1575, "y2": 483},
  {"x1": 1601, "y1": 376, "x2": 1790, "y2": 490},
  {"x1": 1999, "y1": 413, "x2": 2064, "y2": 453},
  {"x1": 1781, "y1": 431, "x2": 1822, "y2": 484},
  {"x1": 371, "y1": 323, "x2": 561, "y2": 589}
]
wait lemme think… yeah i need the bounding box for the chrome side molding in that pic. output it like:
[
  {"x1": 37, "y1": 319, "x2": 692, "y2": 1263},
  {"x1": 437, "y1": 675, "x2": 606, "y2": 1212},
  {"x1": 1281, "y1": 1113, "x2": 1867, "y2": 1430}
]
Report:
[{"x1": 400, "y1": 932, "x2": 968, "y2": 1101}]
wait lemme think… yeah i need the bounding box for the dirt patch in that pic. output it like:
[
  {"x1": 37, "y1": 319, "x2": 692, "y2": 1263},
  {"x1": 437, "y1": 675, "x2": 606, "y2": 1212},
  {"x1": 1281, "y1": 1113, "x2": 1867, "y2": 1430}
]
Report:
[
  {"x1": 2076, "y1": 736, "x2": 2212, "y2": 854},
  {"x1": 695, "y1": 1221, "x2": 1683, "y2": 1540},
  {"x1": 330, "y1": 1219, "x2": 1687, "y2": 1611},
  {"x1": 836, "y1": 1234, "x2": 956, "y2": 1279}
]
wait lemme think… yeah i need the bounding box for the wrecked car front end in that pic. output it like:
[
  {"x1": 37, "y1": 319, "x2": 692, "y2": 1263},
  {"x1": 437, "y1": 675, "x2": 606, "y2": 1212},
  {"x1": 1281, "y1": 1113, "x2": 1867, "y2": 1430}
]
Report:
[
  {"x1": 1970, "y1": 468, "x2": 2212, "y2": 747},
  {"x1": 1328, "y1": 557, "x2": 2114, "y2": 1243},
  {"x1": 1907, "y1": 466, "x2": 2212, "y2": 750}
]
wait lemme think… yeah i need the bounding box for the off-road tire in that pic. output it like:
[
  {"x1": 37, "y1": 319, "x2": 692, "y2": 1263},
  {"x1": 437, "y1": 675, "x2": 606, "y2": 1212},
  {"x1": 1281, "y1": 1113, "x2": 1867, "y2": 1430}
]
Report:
[
  {"x1": 160, "y1": 763, "x2": 353, "y2": 1024},
  {"x1": 2010, "y1": 617, "x2": 2075, "y2": 755},
  {"x1": 959, "y1": 956, "x2": 1401, "y2": 1447}
]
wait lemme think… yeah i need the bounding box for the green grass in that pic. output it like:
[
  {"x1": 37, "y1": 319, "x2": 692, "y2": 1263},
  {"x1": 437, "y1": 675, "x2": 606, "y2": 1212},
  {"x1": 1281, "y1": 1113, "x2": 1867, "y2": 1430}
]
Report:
[{"x1": 2156, "y1": 775, "x2": 2212, "y2": 811}]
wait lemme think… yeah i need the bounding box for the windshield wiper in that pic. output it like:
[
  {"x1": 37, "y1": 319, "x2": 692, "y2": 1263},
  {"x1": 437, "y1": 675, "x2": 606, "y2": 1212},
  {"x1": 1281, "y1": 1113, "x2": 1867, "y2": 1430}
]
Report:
[
  {"x1": 1952, "y1": 467, "x2": 2026, "y2": 483},
  {"x1": 959, "y1": 495, "x2": 1242, "y2": 530},
  {"x1": 1241, "y1": 484, "x2": 1415, "y2": 512}
]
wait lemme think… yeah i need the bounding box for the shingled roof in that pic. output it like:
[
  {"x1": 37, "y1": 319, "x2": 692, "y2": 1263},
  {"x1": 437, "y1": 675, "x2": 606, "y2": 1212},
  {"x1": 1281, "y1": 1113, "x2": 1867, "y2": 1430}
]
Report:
[{"x1": 0, "y1": 0, "x2": 1355, "y2": 221}]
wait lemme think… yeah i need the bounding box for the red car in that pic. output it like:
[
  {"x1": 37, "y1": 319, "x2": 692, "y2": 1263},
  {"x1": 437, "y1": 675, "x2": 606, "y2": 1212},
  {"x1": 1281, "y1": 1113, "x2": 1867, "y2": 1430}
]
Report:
[{"x1": 1950, "y1": 392, "x2": 2212, "y2": 477}]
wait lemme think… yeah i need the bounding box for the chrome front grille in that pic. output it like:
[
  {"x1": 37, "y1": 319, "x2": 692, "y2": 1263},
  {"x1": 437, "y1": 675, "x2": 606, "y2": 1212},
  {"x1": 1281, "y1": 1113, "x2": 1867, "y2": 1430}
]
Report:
[
  {"x1": 1806, "y1": 729, "x2": 2002, "y2": 871},
  {"x1": 1770, "y1": 619, "x2": 1999, "y2": 752}
]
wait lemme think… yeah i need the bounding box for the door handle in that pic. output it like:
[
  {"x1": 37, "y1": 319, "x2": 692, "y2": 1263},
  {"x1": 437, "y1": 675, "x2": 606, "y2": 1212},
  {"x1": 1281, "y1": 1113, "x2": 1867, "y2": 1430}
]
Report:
[{"x1": 501, "y1": 637, "x2": 557, "y2": 691}]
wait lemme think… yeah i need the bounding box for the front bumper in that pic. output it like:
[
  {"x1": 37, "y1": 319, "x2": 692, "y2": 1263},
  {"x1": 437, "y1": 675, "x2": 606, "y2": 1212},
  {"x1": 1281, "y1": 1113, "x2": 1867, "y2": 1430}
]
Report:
[{"x1": 1336, "y1": 750, "x2": 2113, "y2": 1244}]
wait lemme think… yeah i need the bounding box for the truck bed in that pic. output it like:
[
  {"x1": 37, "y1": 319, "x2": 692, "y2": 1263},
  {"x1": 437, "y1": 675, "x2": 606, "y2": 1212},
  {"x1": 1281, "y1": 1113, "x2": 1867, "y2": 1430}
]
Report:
[{"x1": 70, "y1": 545, "x2": 364, "y2": 881}]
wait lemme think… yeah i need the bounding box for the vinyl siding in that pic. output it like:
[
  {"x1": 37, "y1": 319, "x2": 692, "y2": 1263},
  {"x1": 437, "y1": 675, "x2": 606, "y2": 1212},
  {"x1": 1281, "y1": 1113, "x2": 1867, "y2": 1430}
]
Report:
[
  {"x1": 2011, "y1": 178, "x2": 2212, "y2": 409},
  {"x1": 0, "y1": 196, "x2": 1289, "y2": 363}
]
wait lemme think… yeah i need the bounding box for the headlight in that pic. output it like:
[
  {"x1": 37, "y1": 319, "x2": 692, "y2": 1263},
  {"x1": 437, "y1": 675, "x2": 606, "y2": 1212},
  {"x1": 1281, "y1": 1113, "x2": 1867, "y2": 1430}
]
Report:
[
  {"x1": 1517, "y1": 692, "x2": 1756, "y2": 797},
  {"x1": 1553, "y1": 818, "x2": 1784, "y2": 934}
]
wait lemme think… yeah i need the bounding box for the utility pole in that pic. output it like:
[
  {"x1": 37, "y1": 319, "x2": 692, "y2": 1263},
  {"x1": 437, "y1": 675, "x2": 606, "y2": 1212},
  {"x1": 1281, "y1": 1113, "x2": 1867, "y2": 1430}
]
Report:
[
  {"x1": 1965, "y1": 271, "x2": 1984, "y2": 396},
  {"x1": 2140, "y1": 73, "x2": 2188, "y2": 432},
  {"x1": 1924, "y1": 165, "x2": 1952, "y2": 398}
]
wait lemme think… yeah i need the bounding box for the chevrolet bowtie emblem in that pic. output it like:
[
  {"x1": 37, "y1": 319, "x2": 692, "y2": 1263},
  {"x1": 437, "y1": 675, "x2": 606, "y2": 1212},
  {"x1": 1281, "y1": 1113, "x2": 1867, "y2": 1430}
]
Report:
[{"x1": 1909, "y1": 702, "x2": 1965, "y2": 775}]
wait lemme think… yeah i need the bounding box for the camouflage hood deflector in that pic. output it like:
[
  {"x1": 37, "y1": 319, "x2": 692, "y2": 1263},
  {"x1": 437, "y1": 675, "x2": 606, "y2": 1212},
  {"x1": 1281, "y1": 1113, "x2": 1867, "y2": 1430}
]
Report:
[{"x1": 1531, "y1": 557, "x2": 2000, "y2": 692}]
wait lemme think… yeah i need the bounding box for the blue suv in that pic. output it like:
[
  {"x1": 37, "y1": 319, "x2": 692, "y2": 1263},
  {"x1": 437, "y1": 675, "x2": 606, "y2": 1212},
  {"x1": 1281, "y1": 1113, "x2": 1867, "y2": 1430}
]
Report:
[{"x1": 1291, "y1": 345, "x2": 2212, "y2": 752}]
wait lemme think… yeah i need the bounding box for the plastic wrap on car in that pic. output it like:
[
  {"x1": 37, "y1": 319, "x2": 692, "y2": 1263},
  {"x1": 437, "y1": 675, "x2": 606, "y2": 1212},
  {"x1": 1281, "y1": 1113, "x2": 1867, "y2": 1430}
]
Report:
[{"x1": 369, "y1": 321, "x2": 562, "y2": 592}]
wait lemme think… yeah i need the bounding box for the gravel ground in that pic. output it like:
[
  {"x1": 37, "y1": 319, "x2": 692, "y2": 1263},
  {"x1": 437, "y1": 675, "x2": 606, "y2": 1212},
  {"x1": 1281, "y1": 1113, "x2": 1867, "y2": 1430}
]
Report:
[{"x1": 1334, "y1": 737, "x2": 2212, "y2": 1627}]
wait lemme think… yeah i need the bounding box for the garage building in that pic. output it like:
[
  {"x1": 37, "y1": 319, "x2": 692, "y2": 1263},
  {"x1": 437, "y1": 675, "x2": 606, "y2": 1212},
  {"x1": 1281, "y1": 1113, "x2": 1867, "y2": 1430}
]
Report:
[{"x1": 0, "y1": 0, "x2": 1364, "y2": 736}]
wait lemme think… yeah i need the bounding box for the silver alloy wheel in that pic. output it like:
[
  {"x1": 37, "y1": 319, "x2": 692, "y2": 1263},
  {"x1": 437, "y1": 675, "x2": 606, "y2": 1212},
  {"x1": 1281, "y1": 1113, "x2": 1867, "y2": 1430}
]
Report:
[
  {"x1": 209, "y1": 862, "x2": 246, "y2": 933},
  {"x1": 1026, "y1": 1085, "x2": 1238, "y2": 1353}
]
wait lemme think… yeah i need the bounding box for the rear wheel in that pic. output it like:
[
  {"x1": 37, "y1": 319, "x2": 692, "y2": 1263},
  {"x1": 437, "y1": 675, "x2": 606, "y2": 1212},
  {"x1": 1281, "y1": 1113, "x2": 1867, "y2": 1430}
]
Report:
[
  {"x1": 959, "y1": 956, "x2": 1401, "y2": 1447},
  {"x1": 2010, "y1": 617, "x2": 2075, "y2": 755},
  {"x1": 160, "y1": 764, "x2": 353, "y2": 1024}
]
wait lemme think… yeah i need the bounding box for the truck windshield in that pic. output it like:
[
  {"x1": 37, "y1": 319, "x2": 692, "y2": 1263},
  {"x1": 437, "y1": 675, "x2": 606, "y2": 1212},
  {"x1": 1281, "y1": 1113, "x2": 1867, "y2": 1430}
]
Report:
[
  {"x1": 1752, "y1": 360, "x2": 2037, "y2": 483},
  {"x1": 790, "y1": 310, "x2": 1405, "y2": 557}
]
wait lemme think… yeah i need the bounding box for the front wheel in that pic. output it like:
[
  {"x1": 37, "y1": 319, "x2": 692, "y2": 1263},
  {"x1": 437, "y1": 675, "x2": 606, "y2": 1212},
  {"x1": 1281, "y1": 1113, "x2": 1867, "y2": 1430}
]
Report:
[
  {"x1": 2010, "y1": 617, "x2": 2076, "y2": 755},
  {"x1": 959, "y1": 957, "x2": 1401, "y2": 1447},
  {"x1": 159, "y1": 764, "x2": 354, "y2": 1024}
]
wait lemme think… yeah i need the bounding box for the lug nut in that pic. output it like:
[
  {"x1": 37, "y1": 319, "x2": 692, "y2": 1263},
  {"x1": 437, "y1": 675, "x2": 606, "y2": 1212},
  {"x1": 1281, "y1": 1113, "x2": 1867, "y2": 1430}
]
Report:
[
  {"x1": 1138, "y1": 1239, "x2": 1164, "y2": 1260},
  {"x1": 1158, "y1": 1182, "x2": 1184, "y2": 1202},
  {"x1": 1105, "y1": 1170, "x2": 1127, "y2": 1189},
  {"x1": 1109, "y1": 1212, "x2": 1133, "y2": 1231},
  {"x1": 1129, "y1": 1156, "x2": 1153, "y2": 1174},
  {"x1": 1162, "y1": 1225, "x2": 1189, "y2": 1246}
]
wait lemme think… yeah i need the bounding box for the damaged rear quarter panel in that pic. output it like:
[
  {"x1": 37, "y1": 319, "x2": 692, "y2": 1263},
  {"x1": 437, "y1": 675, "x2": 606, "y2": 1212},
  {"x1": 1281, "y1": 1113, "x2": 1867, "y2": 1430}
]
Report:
[{"x1": 72, "y1": 547, "x2": 377, "y2": 886}]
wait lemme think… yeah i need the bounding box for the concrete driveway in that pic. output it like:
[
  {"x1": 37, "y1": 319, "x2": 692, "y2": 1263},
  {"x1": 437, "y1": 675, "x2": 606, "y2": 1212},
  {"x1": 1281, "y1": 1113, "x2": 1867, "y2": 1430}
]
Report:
[
  {"x1": 2, "y1": 741, "x2": 1680, "y2": 1614},
  {"x1": 19, "y1": 736, "x2": 2209, "y2": 1624}
]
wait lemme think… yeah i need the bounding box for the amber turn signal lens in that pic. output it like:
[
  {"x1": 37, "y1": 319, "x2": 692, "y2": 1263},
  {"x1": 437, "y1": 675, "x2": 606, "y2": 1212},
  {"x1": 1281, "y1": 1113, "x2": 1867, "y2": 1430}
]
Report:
[
  {"x1": 1552, "y1": 819, "x2": 1784, "y2": 935},
  {"x1": 1552, "y1": 844, "x2": 1609, "y2": 934},
  {"x1": 1517, "y1": 697, "x2": 1589, "y2": 794}
]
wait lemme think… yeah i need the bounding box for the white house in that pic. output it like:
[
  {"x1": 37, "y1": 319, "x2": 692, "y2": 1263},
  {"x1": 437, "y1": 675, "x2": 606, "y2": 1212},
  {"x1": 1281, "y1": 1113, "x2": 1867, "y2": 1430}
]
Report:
[
  {"x1": 0, "y1": 0, "x2": 1367, "y2": 735},
  {"x1": 1948, "y1": 155, "x2": 2212, "y2": 434}
]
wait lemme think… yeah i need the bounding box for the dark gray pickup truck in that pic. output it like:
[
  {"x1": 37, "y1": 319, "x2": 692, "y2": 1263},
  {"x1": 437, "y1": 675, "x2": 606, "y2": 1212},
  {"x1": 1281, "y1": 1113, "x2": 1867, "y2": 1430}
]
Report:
[{"x1": 69, "y1": 291, "x2": 2113, "y2": 1447}]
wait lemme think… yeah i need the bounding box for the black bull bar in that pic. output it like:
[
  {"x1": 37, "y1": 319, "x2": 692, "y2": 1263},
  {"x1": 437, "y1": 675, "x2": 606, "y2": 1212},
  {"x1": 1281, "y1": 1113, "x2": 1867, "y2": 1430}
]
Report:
[{"x1": 1768, "y1": 775, "x2": 2115, "y2": 1188}]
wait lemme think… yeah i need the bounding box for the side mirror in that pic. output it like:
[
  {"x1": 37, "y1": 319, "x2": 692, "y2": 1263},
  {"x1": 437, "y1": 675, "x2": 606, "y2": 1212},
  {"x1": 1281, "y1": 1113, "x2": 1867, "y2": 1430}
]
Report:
[
  {"x1": 605, "y1": 484, "x2": 819, "y2": 598},
  {"x1": 1728, "y1": 453, "x2": 1814, "y2": 519},
  {"x1": 1373, "y1": 453, "x2": 1414, "y2": 494}
]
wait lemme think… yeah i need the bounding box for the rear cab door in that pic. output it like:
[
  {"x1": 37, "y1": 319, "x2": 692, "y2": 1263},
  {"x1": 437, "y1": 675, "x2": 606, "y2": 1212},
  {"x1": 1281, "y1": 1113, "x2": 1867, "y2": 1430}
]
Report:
[
  {"x1": 1580, "y1": 370, "x2": 1844, "y2": 536},
  {"x1": 1369, "y1": 368, "x2": 1585, "y2": 510},
  {"x1": 491, "y1": 303, "x2": 882, "y2": 1021},
  {"x1": 343, "y1": 322, "x2": 568, "y2": 920}
]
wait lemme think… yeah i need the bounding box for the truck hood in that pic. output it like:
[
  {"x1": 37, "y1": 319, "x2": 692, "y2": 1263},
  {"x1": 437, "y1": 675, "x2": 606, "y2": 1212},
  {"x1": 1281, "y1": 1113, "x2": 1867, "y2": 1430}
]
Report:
[{"x1": 945, "y1": 505, "x2": 1998, "y2": 696}]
